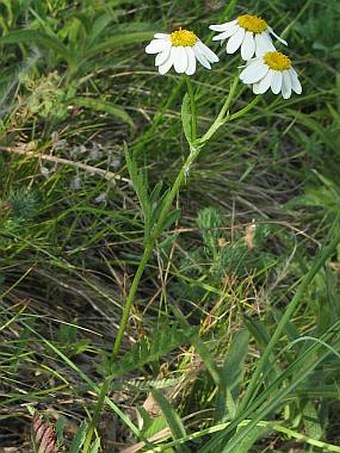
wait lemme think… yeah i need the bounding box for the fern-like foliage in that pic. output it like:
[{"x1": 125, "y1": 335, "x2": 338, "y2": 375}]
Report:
[
  {"x1": 8, "y1": 188, "x2": 39, "y2": 221},
  {"x1": 109, "y1": 325, "x2": 193, "y2": 378},
  {"x1": 171, "y1": 207, "x2": 280, "y2": 314}
]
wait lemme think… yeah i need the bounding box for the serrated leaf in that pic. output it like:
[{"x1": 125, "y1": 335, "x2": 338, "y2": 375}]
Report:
[{"x1": 110, "y1": 326, "x2": 189, "y2": 378}]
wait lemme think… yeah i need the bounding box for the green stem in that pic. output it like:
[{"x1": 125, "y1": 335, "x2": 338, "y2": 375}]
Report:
[
  {"x1": 228, "y1": 95, "x2": 260, "y2": 121},
  {"x1": 184, "y1": 75, "x2": 197, "y2": 140},
  {"x1": 112, "y1": 242, "x2": 153, "y2": 360},
  {"x1": 152, "y1": 145, "x2": 199, "y2": 239},
  {"x1": 83, "y1": 377, "x2": 111, "y2": 452},
  {"x1": 111, "y1": 145, "x2": 200, "y2": 360},
  {"x1": 111, "y1": 75, "x2": 260, "y2": 359},
  {"x1": 198, "y1": 75, "x2": 239, "y2": 146}
]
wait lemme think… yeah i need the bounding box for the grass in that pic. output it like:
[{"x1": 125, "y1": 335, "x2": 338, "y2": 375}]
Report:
[{"x1": 0, "y1": 0, "x2": 339, "y2": 451}]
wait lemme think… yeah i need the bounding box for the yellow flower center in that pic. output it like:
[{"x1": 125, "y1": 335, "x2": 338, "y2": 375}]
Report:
[
  {"x1": 237, "y1": 14, "x2": 268, "y2": 33},
  {"x1": 170, "y1": 28, "x2": 198, "y2": 47},
  {"x1": 263, "y1": 51, "x2": 292, "y2": 71}
]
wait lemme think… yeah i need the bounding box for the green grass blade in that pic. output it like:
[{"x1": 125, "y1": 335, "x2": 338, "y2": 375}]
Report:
[
  {"x1": 0, "y1": 29, "x2": 70, "y2": 61},
  {"x1": 75, "y1": 97, "x2": 135, "y2": 129},
  {"x1": 151, "y1": 388, "x2": 189, "y2": 450}
]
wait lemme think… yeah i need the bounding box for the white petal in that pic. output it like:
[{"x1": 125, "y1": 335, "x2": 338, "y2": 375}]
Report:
[
  {"x1": 254, "y1": 69, "x2": 273, "y2": 94},
  {"x1": 155, "y1": 43, "x2": 171, "y2": 66},
  {"x1": 282, "y1": 70, "x2": 292, "y2": 99},
  {"x1": 209, "y1": 20, "x2": 238, "y2": 32},
  {"x1": 268, "y1": 27, "x2": 288, "y2": 46},
  {"x1": 193, "y1": 44, "x2": 211, "y2": 69},
  {"x1": 172, "y1": 46, "x2": 188, "y2": 73},
  {"x1": 226, "y1": 27, "x2": 245, "y2": 54},
  {"x1": 289, "y1": 68, "x2": 302, "y2": 94},
  {"x1": 145, "y1": 39, "x2": 169, "y2": 54},
  {"x1": 255, "y1": 32, "x2": 275, "y2": 57},
  {"x1": 212, "y1": 25, "x2": 239, "y2": 41},
  {"x1": 154, "y1": 33, "x2": 170, "y2": 40},
  {"x1": 271, "y1": 71, "x2": 283, "y2": 94},
  {"x1": 196, "y1": 40, "x2": 219, "y2": 63},
  {"x1": 185, "y1": 47, "x2": 196, "y2": 75},
  {"x1": 158, "y1": 50, "x2": 174, "y2": 75},
  {"x1": 252, "y1": 82, "x2": 262, "y2": 95},
  {"x1": 240, "y1": 61, "x2": 269, "y2": 84},
  {"x1": 241, "y1": 31, "x2": 255, "y2": 60}
]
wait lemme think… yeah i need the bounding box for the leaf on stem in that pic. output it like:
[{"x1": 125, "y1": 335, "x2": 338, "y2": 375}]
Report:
[{"x1": 181, "y1": 92, "x2": 194, "y2": 145}]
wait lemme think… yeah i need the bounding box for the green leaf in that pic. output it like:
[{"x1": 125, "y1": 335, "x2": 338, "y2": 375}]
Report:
[
  {"x1": 0, "y1": 29, "x2": 70, "y2": 62},
  {"x1": 230, "y1": 425, "x2": 269, "y2": 453},
  {"x1": 302, "y1": 400, "x2": 323, "y2": 440},
  {"x1": 110, "y1": 325, "x2": 190, "y2": 378},
  {"x1": 161, "y1": 208, "x2": 181, "y2": 231},
  {"x1": 181, "y1": 93, "x2": 193, "y2": 145},
  {"x1": 151, "y1": 388, "x2": 189, "y2": 449},
  {"x1": 69, "y1": 421, "x2": 88, "y2": 453},
  {"x1": 149, "y1": 181, "x2": 163, "y2": 206},
  {"x1": 75, "y1": 97, "x2": 135, "y2": 129},
  {"x1": 215, "y1": 330, "x2": 249, "y2": 422},
  {"x1": 124, "y1": 144, "x2": 151, "y2": 237},
  {"x1": 88, "y1": 438, "x2": 101, "y2": 453},
  {"x1": 173, "y1": 305, "x2": 221, "y2": 386},
  {"x1": 87, "y1": 13, "x2": 115, "y2": 46},
  {"x1": 86, "y1": 31, "x2": 154, "y2": 57}
]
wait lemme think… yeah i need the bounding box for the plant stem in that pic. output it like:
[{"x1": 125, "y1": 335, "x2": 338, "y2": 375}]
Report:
[
  {"x1": 112, "y1": 242, "x2": 153, "y2": 360},
  {"x1": 184, "y1": 75, "x2": 197, "y2": 140},
  {"x1": 111, "y1": 145, "x2": 199, "y2": 359},
  {"x1": 198, "y1": 74, "x2": 239, "y2": 146},
  {"x1": 152, "y1": 145, "x2": 199, "y2": 239},
  {"x1": 111, "y1": 75, "x2": 260, "y2": 359}
]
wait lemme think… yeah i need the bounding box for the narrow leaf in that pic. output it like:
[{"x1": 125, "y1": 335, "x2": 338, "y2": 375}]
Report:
[
  {"x1": 0, "y1": 29, "x2": 70, "y2": 61},
  {"x1": 75, "y1": 97, "x2": 135, "y2": 129},
  {"x1": 124, "y1": 144, "x2": 151, "y2": 237},
  {"x1": 181, "y1": 93, "x2": 193, "y2": 145},
  {"x1": 151, "y1": 388, "x2": 188, "y2": 449},
  {"x1": 87, "y1": 31, "x2": 154, "y2": 57},
  {"x1": 69, "y1": 421, "x2": 88, "y2": 453},
  {"x1": 215, "y1": 330, "x2": 249, "y2": 422}
]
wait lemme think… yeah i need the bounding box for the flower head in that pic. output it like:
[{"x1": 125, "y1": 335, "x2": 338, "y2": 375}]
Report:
[
  {"x1": 209, "y1": 14, "x2": 287, "y2": 60},
  {"x1": 239, "y1": 51, "x2": 302, "y2": 99},
  {"x1": 145, "y1": 28, "x2": 219, "y2": 75}
]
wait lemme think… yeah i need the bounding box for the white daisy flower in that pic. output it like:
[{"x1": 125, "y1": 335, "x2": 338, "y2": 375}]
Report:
[
  {"x1": 145, "y1": 28, "x2": 219, "y2": 75},
  {"x1": 209, "y1": 14, "x2": 287, "y2": 60},
  {"x1": 239, "y1": 51, "x2": 302, "y2": 99}
]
